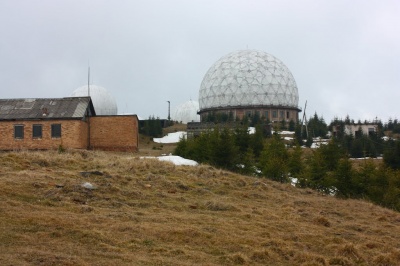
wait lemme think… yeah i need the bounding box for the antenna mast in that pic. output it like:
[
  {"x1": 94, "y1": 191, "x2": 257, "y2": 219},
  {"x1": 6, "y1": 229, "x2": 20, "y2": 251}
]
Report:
[
  {"x1": 88, "y1": 67, "x2": 90, "y2": 96},
  {"x1": 301, "y1": 100, "x2": 308, "y2": 139},
  {"x1": 167, "y1": 101, "x2": 171, "y2": 121}
]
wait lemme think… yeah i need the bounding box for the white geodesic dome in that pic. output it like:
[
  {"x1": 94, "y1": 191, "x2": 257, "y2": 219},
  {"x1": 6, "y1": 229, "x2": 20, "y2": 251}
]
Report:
[
  {"x1": 71, "y1": 85, "x2": 118, "y2": 115},
  {"x1": 172, "y1": 100, "x2": 200, "y2": 123},
  {"x1": 199, "y1": 50, "x2": 299, "y2": 111}
]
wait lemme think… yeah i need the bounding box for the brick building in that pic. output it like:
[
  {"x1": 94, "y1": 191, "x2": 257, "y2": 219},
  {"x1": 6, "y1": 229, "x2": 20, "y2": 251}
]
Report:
[{"x1": 0, "y1": 97, "x2": 138, "y2": 152}]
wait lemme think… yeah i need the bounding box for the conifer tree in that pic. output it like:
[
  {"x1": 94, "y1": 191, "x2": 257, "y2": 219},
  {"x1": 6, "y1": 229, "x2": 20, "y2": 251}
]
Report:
[
  {"x1": 288, "y1": 145, "x2": 304, "y2": 177},
  {"x1": 250, "y1": 124, "x2": 264, "y2": 159},
  {"x1": 334, "y1": 158, "x2": 355, "y2": 198},
  {"x1": 213, "y1": 128, "x2": 239, "y2": 170},
  {"x1": 238, "y1": 147, "x2": 256, "y2": 175},
  {"x1": 294, "y1": 123, "x2": 303, "y2": 146},
  {"x1": 288, "y1": 120, "x2": 296, "y2": 131},
  {"x1": 383, "y1": 140, "x2": 400, "y2": 170},
  {"x1": 305, "y1": 150, "x2": 328, "y2": 191},
  {"x1": 319, "y1": 140, "x2": 344, "y2": 171},
  {"x1": 350, "y1": 138, "x2": 364, "y2": 158},
  {"x1": 259, "y1": 134, "x2": 289, "y2": 182},
  {"x1": 307, "y1": 112, "x2": 328, "y2": 137},
  {"x1": 234, "y1": 125, "x2": 251, "y2": 154}
]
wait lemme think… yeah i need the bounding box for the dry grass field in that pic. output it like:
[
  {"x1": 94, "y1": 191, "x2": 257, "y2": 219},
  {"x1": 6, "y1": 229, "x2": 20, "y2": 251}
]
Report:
[{"x1": 1, "y1": 149, "x2": 400, "y2": 265}]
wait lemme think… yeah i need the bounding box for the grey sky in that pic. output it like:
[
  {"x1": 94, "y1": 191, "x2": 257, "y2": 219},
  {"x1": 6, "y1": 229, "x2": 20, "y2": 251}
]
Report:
[{"x1": 1, "y1": 0, "x2": 399, "y2": 123}]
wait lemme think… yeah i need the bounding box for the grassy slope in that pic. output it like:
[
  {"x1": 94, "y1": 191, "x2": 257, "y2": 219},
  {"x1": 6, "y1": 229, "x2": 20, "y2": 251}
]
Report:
[{"x1": 0, "y1": 150, "x2": 399, "y2": 266}]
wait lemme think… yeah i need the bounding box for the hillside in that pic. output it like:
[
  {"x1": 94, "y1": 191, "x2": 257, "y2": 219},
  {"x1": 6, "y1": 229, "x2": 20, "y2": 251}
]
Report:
[{"x1": 1, "y1": 150, "x2": 399, "y2": 265}]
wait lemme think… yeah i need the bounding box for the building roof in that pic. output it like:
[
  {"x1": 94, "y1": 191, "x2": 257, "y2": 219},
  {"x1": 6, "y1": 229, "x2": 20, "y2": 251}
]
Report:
[{"x1": 0, "y1": 97, "x2": 96, "y2": 121}]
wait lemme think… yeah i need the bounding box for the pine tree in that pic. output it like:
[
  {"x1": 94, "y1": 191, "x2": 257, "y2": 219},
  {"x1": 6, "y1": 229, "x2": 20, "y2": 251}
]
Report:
[
  {"x1": 238, "y1": 147, "x2": 256, "y2": 175},
  {"x1": 234, "y1": 125, "x2": 251, "y2": 154},
  {"x1": 307, "y1": 112, "x2": 328, "y2": 137},
  {"x1": 319, "y1": 140, "x2": 344, "y2": 171},
  {"x1": 334, "y1": 158, "x2": 355, "y2": 198},
  {"x1": 288, "y1": 145, "x2": 304, "y2": 177},
  {"x1": 306, "y1": 150, "x2": 329, "y2": 191},
  {"x1": 383, "y1": 140, "x2": 400, "y2": 170},
  {"x1": 211, "y1": 128, "x2": 238, "y2": 170},
  {"x1": 288, "y1": 120, "x2": 296, "y2": 131},
  {"x1": 250, "y1": 124, "x2": 264, "y2": 159},
  {"x1": 259, "y1": 134, "x2": 289, "y2": 182},
  {"x1": 350, "y1": 138, "x2": 364, "y2": 158},
  {"x1": 294, "y1": 123, "x2": 303, "y2": 146}
]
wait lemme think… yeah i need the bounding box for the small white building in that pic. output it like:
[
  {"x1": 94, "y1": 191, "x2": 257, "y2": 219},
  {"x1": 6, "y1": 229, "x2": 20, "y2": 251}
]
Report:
[{"x1": 332, "y1": 124, "x2": 378, "y2": 137}]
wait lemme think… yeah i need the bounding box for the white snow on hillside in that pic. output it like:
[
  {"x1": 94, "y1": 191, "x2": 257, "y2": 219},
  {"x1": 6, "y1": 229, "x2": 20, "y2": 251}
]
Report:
[
  {"x1": 310, "y1": 137, "x2": 329, "y2": 148},
  {"x1": 153, "y1": 131, "x2": 186, "y2": 144},
  {"x1": 158, "y1": 155, "x2": 198, "y2": 166},
  {"x1": 141, "y1": 155, "x2": 198, "y2": 166},
  {"x1": 272, "y1": 130, "x2": 295, "y2": 135}
]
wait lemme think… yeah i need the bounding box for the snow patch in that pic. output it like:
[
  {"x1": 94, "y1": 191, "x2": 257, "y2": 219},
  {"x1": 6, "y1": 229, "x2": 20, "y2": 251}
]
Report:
[
  {"x1": 158, "y1": 155, "x2": 198, "y2": 166},
  {"x1": 153, "y1": 131, "x2": 186, "y2": 144},
  {"x1": 248, "y1": 127, "x2": 255, "y2": 134},
  {"x1": 272, "y1": 130, "x2": 295, "y2": 135},
  {"x1": 141, "y1": 155, "x2": 198, "y2": 166}
]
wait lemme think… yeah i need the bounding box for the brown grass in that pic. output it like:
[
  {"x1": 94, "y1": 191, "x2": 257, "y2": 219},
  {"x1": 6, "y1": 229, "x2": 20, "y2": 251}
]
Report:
[{"x1": 1, "y1": 150, "x2": 400, "y2": 265}]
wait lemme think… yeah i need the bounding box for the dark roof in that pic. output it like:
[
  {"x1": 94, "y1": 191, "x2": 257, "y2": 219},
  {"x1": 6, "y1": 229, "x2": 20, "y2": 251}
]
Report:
[{"x1": 0, "y1": 97, "x2": 96, "y2": 120}]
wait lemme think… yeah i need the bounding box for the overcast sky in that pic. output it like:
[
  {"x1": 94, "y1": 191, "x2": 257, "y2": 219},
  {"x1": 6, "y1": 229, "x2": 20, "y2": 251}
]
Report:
[{"x1": 1, "y1": 0, "x2": 399, "y2": 123}]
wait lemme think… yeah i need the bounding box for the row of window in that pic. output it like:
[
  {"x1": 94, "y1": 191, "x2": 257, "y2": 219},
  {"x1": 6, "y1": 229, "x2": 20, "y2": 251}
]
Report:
[
  {"x1": 245, "y1": 110, "x2": 291, "y2": 119},
  {"x1": 14, "y1": 124, "x2": 61, "y2": 139},
  {"x1": 267, "y1": 110, "x2": 291, "y2": 119}
]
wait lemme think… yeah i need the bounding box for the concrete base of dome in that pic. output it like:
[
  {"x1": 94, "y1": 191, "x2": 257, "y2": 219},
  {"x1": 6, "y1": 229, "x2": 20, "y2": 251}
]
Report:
[{"x1": 198, "y1": 105, "x2": 301, "y2": 124}]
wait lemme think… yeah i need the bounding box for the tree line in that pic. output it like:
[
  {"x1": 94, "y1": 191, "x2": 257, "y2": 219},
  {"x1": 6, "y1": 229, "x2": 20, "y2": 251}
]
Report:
[{"x1": 174, "y1": 116, "x2": 400, "y2": 211}]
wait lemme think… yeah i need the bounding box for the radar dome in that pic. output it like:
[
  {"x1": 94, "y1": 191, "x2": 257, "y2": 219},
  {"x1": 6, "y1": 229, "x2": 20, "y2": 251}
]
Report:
[
  {"x1": 198, "y1": 50, "x2": 300, "y2": 122},
  {"x1": 172, "y1": 100, "x2": 200, "y2": 123},
  {"x1": 71, "y1": 85, "x2": 118, "y2": 115}
]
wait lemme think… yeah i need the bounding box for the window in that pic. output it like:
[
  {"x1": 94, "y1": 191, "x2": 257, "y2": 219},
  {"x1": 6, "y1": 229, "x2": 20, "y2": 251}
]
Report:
[
  {"x1": 14, "y1": 125, "x2": 24, "y2": 139},
  {"x1": 272, "y1": 110, "x2": 277, "y2": 118},
  {"x1": 287, "y1": 111, "x2": 290, "y2": 119},
  {"x1": 33, "y1": 124, "x2": 42, "y2": 138},
  {"x1": 368, "y1": 127, "x2": 375, "y2": 136},
  {"x1": 51, "y1": 124, "x2": 61, "y2": 138},
  {"x1": 279, "y1": 111, "x2": 284, "y2": 118},
  {"x1": 265, "y1": 111, "x2": 269, "y2": 120}
]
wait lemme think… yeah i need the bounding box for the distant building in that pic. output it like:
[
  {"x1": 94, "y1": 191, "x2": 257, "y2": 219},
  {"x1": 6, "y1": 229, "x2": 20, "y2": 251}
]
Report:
[
  {"x1": 71, "y1": 84, "x2": 118, "y2": 115},
  {"x1": 172, "y1": 100, "x2": 200, "y2": 123},
  {"x1": 332, "y1": 123, "x2": 378, "y2": 138},
  {"x1": 0, "y1": 97, "x2": 138, "y2": 151}
]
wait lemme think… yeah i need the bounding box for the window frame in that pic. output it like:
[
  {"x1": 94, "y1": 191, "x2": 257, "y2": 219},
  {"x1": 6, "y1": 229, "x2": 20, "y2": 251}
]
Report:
[
  {"x1": 14, "y1": 125, "x2": 24, "y2": 139},
  {"x1": 51, "y1": 124, "x2": 62, "y2": 138},
  {"x1": 32, "y1": 124, "x2": 43, "y2": 139}
]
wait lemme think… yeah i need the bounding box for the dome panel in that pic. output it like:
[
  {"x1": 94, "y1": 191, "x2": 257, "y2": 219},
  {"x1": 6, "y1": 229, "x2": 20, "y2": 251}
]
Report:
[
  {"x1": 71, "y1": 85, "x2": 118, "y2": 115},
  {"x1": 199, "y1": 50, "x2": 299, "y2": 110},
  {"x1": 172, "y1": 100, "x2": 200, "y2": 123}
]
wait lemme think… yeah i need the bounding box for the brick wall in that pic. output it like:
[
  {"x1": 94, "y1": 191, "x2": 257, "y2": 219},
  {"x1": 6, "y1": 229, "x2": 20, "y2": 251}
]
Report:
[
  {"x1": 0, "y1": 120, "x2": 88, "y2": 150},
  {"x1": 0, "y1": 116, "x2": 138, "y2": 152},
  {"x1": 89, "y1": 115, "x2": 138, "y2": 152}
]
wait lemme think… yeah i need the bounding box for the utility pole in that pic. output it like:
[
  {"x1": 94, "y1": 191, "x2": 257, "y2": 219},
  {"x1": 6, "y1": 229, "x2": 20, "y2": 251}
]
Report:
[
  {"x1": 301, "y1": 100, "x2": 308, "y2": 139},
  {"x1": 167, "y1": 101, "x2": 171, "y2": 121},
  {"x1": 87, "y1": 66, "x2": 91, "y2": 149}
]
